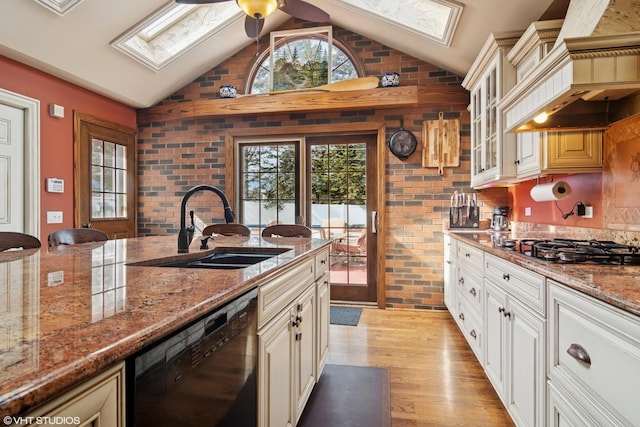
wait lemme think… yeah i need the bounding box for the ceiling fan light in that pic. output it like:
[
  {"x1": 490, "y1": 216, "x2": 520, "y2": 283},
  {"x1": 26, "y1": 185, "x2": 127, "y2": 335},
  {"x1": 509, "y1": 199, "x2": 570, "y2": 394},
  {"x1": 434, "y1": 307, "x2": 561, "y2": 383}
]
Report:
[{"x1": 236, "y1": 0, "x2": 278, "y2": 19}]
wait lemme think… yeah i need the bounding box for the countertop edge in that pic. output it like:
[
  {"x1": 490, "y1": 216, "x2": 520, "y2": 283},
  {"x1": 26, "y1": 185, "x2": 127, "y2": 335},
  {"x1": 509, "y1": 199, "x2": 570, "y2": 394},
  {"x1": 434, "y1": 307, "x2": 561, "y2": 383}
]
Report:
[{"x1": 445, "y1": 230, "x2": 640, "y2": 317}]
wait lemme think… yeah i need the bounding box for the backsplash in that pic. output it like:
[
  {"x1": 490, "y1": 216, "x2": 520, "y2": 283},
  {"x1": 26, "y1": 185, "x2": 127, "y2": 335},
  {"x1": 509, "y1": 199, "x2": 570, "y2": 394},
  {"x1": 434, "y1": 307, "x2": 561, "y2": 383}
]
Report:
[{"x1": 511, "y1": 222, "x2": 640, "y2": 247}]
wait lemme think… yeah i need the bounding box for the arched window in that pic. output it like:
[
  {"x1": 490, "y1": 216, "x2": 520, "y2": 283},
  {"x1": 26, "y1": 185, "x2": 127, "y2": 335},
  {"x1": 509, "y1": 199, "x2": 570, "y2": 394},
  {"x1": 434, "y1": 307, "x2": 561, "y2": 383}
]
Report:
[{"x1": 246, "y1": 34, "x2": 362, "y2": 94}]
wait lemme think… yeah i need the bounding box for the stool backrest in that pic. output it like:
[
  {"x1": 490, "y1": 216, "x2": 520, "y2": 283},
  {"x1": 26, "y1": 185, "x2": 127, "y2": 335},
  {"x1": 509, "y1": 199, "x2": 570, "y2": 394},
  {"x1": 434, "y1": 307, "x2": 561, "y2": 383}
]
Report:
[
  {"x1": 48, "y1": 228, "x2": 108, "y2": 246},
  {"x1": 262, "y1": 224, "x2": 312, "y2": 238},
  {"x1": 0, "y1": 232, "x2": 42, "y2": 251}
]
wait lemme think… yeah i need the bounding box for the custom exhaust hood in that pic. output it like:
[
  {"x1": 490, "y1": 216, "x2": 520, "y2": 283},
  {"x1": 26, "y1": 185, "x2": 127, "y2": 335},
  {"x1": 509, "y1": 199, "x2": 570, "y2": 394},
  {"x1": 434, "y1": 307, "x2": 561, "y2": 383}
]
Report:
[{"x1": 500, "y1": 0, "x2": 640, "y2": 132}]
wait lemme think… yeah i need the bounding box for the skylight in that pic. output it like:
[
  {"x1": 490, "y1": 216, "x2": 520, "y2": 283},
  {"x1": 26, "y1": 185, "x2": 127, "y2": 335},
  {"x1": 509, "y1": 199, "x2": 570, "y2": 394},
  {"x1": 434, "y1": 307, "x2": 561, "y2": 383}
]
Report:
[
  {"x1": 331, "y1": 0, "x2": 463, "y2": 46},
  {"x1": 111, "y1": 2, "x2": 243, "y2": 72}
]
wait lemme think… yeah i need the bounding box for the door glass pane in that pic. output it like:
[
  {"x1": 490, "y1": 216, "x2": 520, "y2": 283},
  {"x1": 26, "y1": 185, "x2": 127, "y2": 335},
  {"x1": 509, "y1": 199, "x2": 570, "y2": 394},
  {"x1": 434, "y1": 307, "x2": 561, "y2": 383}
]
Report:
[
  {"x1": 239, "y1": 142, "x2": 300, "y2": 231},
  {"x1": 92, "y1": 193, "x2": 104, "y2": 218},
  {"x1": 91, "y1": 138, "x2": 128, "y2": 220}
]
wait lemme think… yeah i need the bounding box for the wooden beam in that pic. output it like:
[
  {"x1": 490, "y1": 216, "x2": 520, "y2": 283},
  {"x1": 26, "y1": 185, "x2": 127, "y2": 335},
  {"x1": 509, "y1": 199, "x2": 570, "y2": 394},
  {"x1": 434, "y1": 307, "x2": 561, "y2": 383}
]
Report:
[{"x1": 138, "y1": 86, "x2": 422, "y2": 122}]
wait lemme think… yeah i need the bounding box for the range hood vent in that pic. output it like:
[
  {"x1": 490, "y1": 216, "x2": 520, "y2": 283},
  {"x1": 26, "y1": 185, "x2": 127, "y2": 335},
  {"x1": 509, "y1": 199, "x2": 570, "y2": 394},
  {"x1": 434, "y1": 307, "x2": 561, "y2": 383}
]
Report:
[{"x1": 500, "y1": 31, "x2": 640, "y2": 132}]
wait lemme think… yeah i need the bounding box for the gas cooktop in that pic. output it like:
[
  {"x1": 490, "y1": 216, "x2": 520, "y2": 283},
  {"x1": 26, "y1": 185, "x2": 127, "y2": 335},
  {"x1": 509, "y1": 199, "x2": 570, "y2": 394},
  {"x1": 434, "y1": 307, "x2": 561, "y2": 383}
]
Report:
[{"x1": 496, "y1": 238, "x2": 640, "y2": 265}]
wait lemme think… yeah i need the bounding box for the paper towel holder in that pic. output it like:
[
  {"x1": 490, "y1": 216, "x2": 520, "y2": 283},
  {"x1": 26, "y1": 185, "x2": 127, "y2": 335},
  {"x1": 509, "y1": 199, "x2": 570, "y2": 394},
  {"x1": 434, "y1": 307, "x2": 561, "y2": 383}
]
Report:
[{"x1": 530, "y1": 181, "x2": 572, "y2": 202}]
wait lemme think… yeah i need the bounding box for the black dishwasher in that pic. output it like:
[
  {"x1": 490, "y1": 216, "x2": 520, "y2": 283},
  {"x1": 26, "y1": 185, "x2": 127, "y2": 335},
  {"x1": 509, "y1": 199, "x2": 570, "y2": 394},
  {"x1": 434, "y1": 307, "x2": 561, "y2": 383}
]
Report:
[{"x1": 127, "y1": 288, "x2": 258, "y2": 426}]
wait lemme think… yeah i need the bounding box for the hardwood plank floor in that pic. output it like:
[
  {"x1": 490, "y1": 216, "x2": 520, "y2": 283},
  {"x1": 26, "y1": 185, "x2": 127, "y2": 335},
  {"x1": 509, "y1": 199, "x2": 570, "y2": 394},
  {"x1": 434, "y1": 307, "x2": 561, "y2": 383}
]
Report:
[{"x1": 327, "y1": 308, "x2": 515, "y2": 426}]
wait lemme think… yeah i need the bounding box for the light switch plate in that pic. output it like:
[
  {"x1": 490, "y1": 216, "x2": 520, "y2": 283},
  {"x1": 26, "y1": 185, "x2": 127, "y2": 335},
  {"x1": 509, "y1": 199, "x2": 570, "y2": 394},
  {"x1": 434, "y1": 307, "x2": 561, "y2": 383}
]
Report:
[{"x1": 47, "y1": 211, "x2": 63, "y2": 224}]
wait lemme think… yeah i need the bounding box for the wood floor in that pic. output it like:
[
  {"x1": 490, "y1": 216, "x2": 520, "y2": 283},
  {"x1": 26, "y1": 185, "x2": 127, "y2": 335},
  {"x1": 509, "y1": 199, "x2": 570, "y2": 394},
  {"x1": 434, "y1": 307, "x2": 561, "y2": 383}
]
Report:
[{"x1": 327, "y1": 308, "x2": 515, "y2": 426}]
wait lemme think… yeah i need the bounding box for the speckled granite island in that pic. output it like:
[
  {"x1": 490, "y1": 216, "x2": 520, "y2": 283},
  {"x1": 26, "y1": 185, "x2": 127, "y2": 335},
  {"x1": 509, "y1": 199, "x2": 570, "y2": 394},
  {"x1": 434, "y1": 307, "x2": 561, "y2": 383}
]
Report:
[{"x1": 0, "y1": 235, "x2": 330, "y2": 423}]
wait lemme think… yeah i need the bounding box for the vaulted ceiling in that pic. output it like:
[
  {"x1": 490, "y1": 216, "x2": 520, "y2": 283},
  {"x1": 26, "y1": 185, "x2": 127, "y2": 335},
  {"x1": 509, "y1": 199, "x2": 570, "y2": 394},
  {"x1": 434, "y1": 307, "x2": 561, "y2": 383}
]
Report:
[{"x1": 1, "y1": 0, "x2": 566, "y2": 108}]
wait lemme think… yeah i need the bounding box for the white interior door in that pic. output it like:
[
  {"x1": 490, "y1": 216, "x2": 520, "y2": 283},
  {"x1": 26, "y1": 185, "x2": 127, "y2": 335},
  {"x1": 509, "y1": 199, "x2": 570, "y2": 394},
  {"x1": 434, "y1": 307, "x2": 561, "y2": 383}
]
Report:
[
  {"x1": 0, "y1": 103, "x2": 24, "y2": 232},
  {"x1": 0, "y1": 88, "x2": 40, "y2": 238}
]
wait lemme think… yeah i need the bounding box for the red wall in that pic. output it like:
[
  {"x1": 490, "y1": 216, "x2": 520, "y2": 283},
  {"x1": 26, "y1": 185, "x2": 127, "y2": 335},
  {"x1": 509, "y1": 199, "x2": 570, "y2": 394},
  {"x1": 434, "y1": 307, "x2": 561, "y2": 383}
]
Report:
[
  {"x1": 509, "y1": 172, "x2": 603, "y2": 227},
  {"x1": 0, "y1": 55, "x2": 137, "y2": 240}
]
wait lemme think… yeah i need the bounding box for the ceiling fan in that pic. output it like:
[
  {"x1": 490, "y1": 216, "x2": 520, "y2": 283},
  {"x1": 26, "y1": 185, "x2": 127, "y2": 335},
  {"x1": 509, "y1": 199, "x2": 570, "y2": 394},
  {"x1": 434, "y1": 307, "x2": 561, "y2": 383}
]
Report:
[{"x1": 175, "y1": 0, "x2": 330, "y2": 39}]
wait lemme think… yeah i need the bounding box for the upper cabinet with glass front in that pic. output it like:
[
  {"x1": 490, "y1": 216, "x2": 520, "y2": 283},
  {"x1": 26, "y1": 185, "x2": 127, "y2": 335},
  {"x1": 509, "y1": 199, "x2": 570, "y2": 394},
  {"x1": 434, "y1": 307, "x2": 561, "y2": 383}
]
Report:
[{"x1": 462, "y1": 31, "x2": 521, "y2": 188}]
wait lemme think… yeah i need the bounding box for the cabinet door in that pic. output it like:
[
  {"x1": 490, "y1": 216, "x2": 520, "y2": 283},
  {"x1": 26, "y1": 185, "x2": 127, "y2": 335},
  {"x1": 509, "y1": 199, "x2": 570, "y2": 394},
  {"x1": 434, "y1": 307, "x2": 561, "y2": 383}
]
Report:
[
  {"x1": 508, "y1": 298, "x2": 545, "y2": 427},
  {"x1": 484, "y1": 280, "x2": 507, "y2": 401},
  {"x1": 543, "y1": 130, "x2": 602, "y2": 171},
  {"x1": 316, "y1": 271, "x2": 330, "y2": 377},
  {"x1": 293, "y1": 285, "x2": 317, "y2": 423},
  {"x1": 21, "y1": 363, "x2": 125, "y2": 427},
  {"x1": 259, "y1": 308, "x2": 294, "y2": 427},
  {"x1": 516, "y1": 131, "x2": 541, "y2": 178}
]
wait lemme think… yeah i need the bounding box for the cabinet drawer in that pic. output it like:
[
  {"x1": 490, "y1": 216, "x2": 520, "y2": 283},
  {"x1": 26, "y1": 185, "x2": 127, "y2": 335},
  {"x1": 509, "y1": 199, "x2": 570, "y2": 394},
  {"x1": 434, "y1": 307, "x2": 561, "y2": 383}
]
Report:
[
  {"x1": 457, "y1": 265, "x2": 482, "y2": 317},
  {"x1": 315, "y1": 247, "x2": 330, "y2": 279},
  {"x1": 457, "y1": 241, "x2": 484, "y2": 269},
  {"x1": 549, "y1": 282, "x2": 640, "y2": 426},
  {"x1": 484, "y1": 252, "x2": 545, "y2": 314},
  {"x1": 456, "y1": 299, "x2": 482, "y2": 361},
  {"x1": 258, "y1": 258, "x2": 314, "y2": 329}
]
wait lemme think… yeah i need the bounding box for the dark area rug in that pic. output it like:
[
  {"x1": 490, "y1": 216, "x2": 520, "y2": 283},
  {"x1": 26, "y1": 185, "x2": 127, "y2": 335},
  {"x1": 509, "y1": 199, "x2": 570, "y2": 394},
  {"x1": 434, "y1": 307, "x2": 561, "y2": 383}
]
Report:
[
  {"x1": 330, "y1": 306, "x2": 362, "y2": 326},
  {"x1": 298, "y1": 364, "x2": 391, "y2": 427}
]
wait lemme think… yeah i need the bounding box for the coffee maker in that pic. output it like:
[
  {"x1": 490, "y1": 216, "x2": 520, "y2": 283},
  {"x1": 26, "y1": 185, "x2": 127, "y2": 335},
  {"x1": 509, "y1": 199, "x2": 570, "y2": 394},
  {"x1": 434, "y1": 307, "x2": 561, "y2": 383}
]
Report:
[{"x1": 491, "y1": 206, "x2": 510, "y2": 231}]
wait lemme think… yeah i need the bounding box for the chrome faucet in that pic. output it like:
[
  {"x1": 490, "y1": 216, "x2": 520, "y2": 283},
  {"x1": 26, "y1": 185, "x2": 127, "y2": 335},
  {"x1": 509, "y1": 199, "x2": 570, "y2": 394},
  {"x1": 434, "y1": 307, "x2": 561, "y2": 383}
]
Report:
[{"x1": 178, "y1": 185, "x2": 235, "y2": 253}]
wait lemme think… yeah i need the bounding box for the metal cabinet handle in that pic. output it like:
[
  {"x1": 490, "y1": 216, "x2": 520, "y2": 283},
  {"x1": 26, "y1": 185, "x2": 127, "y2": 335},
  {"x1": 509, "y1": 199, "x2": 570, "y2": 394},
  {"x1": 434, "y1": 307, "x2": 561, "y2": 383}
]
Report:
[
  {"x1": 503, "y1": 273, "x2": 510, "y2": 281},
  {"x1": 295, "y1": 332, "x2": 303, "y2": 341},
  {"x1": 458, "y1": 312, "x2": 465, "y2": 321},
  {"x1": 458, "y1": 277, "x2": 465, "y2": 285},
  {"x1": 465, "y1": 252, "x2": 471, "y2": 258},
  {"x1": 470, "y1": 329, "x2": 477, "y2": 339},
  {"x1": 498, "y1": 307, "x2": 511, "y2": 318},
  {"x1": 469, "y1": 288, "x2": 476, "y2": 297},
  {"x1": 567, "y1": 343, "x2": 591, "y2": 366}
]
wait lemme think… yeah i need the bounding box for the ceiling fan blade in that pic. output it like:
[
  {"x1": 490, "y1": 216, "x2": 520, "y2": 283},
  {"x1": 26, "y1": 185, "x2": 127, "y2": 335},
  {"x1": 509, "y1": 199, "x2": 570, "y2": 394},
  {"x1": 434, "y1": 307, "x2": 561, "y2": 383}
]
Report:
[
  {"x1": 175, "y1": 0, "x2": 231, "y2": 4},
  {"x1": 280, "y1": 0, "x2": 330, "y2": 22},
  {"x1": 245, "y1": 16, "x2": 265, "y2": 39}
]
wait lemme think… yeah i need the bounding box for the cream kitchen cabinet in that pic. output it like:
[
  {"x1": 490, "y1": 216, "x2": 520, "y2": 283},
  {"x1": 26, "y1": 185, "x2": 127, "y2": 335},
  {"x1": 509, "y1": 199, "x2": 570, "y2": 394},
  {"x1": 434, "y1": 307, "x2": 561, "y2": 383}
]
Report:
[
  {"x1": 515, "y1": 130, "x2": 603, "y2": 179},
  {"x1": 547, "y1": 281, "x2": 640, "y2": 427},
  {"x1": 315, "y1": 249, "x2": 330, "y2": 378},
  {"x1": 443, "y1": 234, "x2": 457, "y2": 312},
  {"x1": 483, "y1": 252, "x2": 546, "y2": 427},
  {"x1": 462, "y1": 31, "x2": 521, "y2": 188},
  {"x1": 257, "y1": 248, "x2": 329, "y2": 427},
  {"x1": 453, "y1": 240, "x2": 484, "y2": 361},
  {"x1": 20, "y1": 362, "x2": 125, "y2": 427}
]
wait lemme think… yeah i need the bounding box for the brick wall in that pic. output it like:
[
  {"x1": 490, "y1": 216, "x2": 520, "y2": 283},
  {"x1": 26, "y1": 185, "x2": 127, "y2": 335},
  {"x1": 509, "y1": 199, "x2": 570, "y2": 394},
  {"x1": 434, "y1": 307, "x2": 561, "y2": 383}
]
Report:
[{"x1": 137, "y1": 19, "x2": 509, "y2": 309}]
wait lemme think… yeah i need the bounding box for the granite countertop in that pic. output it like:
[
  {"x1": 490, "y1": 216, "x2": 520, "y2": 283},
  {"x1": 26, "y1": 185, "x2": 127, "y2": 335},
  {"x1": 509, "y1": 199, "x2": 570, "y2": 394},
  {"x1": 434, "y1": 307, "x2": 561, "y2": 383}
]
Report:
[
  {"x1": 446, "y1": 230, "x2": 640, "y2": 317},
  {"x1": 0, "y1": 235, "x2": 329, "y2": 418}
]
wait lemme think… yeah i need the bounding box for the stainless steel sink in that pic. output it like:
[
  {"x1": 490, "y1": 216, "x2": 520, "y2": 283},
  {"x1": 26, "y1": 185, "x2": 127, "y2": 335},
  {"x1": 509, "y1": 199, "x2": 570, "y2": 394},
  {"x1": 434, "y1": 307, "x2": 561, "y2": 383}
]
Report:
[{"x1": 138, "y1": 247, "x2": 290, "y2": 269}]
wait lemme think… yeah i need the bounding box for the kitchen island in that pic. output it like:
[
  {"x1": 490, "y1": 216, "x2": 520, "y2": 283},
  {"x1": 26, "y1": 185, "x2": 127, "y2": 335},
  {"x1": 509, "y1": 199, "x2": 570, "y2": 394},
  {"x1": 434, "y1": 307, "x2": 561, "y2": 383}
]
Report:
[{"x1": 0, "y1": 234, "x2": 330, "y2": 423}]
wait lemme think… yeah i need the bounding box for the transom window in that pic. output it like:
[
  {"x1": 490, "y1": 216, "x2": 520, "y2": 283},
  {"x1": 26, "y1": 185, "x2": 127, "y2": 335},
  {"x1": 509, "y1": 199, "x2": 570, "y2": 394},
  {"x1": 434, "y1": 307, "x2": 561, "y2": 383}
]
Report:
[{"x1": 249, "y1": 36, "x2": 361, "y2": 94}]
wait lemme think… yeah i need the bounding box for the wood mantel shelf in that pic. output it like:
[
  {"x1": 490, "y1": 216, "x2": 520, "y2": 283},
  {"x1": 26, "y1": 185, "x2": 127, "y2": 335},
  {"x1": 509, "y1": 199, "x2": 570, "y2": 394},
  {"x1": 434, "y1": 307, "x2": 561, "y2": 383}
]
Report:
[{"x1": 137, "y1": 85, "x2": 469, "y2": 122}]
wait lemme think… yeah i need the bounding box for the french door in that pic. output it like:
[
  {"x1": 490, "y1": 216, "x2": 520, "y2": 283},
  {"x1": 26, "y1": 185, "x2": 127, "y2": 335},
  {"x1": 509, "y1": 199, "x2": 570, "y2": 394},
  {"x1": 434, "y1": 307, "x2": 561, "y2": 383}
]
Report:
[
  {"x1": 236, "y1": 134, "x2": 378, "y2": 303},
  {"x1": 74, "y1": 113, "x2": 137, "y2": 239}
]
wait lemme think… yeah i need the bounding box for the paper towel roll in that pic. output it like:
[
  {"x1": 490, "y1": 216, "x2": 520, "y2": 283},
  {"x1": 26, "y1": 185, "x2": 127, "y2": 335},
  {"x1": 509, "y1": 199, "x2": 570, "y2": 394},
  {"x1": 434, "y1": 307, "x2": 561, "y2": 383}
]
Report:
[{"x1": 530, "y1": 181, "x2": 572, "y2": 202}]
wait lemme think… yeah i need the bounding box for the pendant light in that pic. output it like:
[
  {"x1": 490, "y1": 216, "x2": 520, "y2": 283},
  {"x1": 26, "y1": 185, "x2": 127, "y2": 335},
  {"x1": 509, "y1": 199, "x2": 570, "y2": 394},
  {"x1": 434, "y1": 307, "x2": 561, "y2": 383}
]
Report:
[{"x1": 236, "y1": 0, "x2": 278, "y2": 19}]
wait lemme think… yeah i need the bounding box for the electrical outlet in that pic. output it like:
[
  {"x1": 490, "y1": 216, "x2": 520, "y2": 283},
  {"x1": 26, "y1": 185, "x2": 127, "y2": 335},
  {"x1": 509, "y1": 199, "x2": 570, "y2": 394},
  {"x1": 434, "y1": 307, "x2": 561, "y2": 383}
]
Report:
[
  {"x1": 524, "y1": 207, "x2": 532, "y2": 216},
  {"x1": 584, "y1": 206, "x2": 593, "y2": 219},
  {"x1": 47, "y1": 211, "x2": 63, "y2": 224}
]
